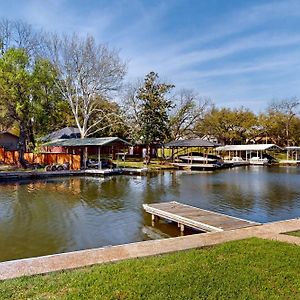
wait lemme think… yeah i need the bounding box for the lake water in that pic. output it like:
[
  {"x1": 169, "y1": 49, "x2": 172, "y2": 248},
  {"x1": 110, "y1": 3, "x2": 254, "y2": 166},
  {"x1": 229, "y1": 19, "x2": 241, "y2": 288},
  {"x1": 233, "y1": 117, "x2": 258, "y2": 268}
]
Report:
[{"x1": 0, "y1": 166, "x2": 300, "y2": 262}]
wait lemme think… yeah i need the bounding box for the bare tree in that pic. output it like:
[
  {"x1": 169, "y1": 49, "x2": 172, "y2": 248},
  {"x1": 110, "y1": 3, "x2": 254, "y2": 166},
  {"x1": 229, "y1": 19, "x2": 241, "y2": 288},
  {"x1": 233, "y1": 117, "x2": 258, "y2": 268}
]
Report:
[
  {"x1": 169, "y1": 89, "x2": 211, "y2": 140},
  {"x1": 47, "y1": 34, "x2": 126, "y2": 138},
  {"x1": 121, "y1": 80, "x2": 144, "y2": 142},
  {"x1": 0, "y1": 19, "x2": 12, "y2": 54},
  {"x1": 268, "y1": 97, "x2": 300, "y2": 146},
  {"x1": 0, "y1": 18, "x2": 43, "y2": 57}
]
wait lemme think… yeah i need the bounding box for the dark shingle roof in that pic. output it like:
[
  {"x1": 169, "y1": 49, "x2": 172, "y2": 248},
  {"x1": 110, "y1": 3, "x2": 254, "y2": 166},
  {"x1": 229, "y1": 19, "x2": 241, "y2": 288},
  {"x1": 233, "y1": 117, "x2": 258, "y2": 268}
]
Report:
[
  {"x1": 40, "y1": 127, "x2": 81, "y2": 142},
  {"x1": 0, "y1": 131, "x2": 19, "y2": 138},
  {"x1": 164, "y1": 139, "x2": 217, "y2": 148},
  {"x1": 44, "y1": 137, "x2": 131, "y2": 147}
]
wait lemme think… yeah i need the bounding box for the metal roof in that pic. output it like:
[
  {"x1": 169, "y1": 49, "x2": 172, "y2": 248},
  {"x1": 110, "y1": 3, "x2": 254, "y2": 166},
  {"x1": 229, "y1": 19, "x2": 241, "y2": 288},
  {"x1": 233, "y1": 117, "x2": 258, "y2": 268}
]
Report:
[
  {"x1": 164, "y1": 139, "x2": 217, "y2": 148},
  {"x1": 44, "y1": 137, "x2": 131, "y2": 147},
  {"x1": 286, "y1": 146, "x2": 300, "y2": 150},
  {"x1": 216, "y1": 144, "x2": 283, "y2": 151}
]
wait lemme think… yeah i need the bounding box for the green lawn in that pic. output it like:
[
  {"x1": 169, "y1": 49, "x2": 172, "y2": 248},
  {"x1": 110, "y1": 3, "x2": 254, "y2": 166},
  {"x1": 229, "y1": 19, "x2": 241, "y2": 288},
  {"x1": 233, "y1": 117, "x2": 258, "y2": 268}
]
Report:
[
  {"x1": 285, "y1": 230, "x2": 300, "y2": 237},
  {"x1": 1, "y1": 238, "x2": 300, "y2": 299}
]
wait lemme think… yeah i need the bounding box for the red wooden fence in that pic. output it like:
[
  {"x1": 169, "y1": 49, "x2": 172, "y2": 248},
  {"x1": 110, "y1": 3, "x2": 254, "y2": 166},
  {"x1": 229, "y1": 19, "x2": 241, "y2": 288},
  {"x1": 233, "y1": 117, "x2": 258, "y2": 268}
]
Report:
[{"x1": 0, "y1": 147, "x2": 81, "y2": 170}]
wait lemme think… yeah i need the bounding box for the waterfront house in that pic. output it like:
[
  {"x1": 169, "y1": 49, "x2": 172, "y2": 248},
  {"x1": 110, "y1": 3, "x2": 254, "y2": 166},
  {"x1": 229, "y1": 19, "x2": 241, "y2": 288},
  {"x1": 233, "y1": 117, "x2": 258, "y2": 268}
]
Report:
[{"x1": 43, "y1": 137, "x2": 131, "y2": 169}]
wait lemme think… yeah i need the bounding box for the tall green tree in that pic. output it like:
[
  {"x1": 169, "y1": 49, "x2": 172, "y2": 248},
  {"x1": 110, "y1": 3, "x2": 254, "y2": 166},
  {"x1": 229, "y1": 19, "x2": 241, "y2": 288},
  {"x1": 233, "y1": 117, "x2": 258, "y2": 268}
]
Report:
[
  {"x1": 31, "y1": 58, "x2": 72, "y2": 138},
  {"x1": 261, "y1": 98, "x2": 300, "y2": 146},
  {"x1": 196, "y1": 106, "x2": 258, "y2": 144},
  {"x1": 137, "y1": 72, "x2": 174, "y2": 159},
  {"x1": 0, "y1": 49, "x2": 32, "y2": 166},
  {"x1": 0, "y1": 48, "x2": 64, "y2": 166}
]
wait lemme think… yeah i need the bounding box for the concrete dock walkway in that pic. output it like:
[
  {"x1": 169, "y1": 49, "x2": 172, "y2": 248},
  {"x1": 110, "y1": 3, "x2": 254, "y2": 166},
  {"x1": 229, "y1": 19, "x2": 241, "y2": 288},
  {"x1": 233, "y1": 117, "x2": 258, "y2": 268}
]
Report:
[{"x1": 1, "y1": 218, "x2": 300, "y2": 280}]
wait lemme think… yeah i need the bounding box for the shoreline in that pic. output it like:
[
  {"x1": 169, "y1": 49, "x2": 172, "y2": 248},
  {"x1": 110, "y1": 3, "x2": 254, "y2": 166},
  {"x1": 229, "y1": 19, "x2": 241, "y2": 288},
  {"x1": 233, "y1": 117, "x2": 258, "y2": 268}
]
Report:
[
  {"x1": 1, "y1": 218, "x2": 300, "y2": 280},
  {"x1": 0, "y1": 162, "x2": 298, "y2": 182}
]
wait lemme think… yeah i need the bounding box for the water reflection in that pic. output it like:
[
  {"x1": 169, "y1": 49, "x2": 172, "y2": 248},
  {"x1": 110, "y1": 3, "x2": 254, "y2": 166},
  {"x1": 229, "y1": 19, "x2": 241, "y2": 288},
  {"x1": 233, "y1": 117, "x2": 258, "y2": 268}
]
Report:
[{"x1": 0, "y1": 166, "x2": 299, "y2": 262}]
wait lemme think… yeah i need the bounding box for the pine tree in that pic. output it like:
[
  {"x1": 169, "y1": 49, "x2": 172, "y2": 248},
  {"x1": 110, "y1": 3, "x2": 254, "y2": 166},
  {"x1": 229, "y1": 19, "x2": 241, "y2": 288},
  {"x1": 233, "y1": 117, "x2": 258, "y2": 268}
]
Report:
[{"x1": 137, "y1": 72, "x2": 174, "y2": 161}]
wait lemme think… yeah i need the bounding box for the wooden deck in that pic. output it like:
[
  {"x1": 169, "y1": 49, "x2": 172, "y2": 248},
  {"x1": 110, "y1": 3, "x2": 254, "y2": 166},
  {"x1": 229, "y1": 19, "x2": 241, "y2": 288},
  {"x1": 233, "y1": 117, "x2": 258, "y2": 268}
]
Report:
[{"x1": 143, "y1": 201, "x2": 260, "y2": 232}]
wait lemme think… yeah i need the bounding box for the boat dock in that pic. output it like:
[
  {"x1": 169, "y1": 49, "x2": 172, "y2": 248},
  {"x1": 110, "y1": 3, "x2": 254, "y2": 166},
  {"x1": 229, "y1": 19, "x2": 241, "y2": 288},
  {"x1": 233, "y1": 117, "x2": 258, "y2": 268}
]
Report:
[
  {"x1": 172, "y1": 163, "x2": 220, "y2": 171},
  {"x1": 85, "y1": 167, "x2": 147, "y2": 176},
  {"x1": 143, "y1": 201, "x2": 259, "y2": 233},
  {"x1": 0, "y1": 167, "x2": 148, "y2": 182},
  {"x1": 171, "y1": 162, "x2": 240, "y2": 171}
]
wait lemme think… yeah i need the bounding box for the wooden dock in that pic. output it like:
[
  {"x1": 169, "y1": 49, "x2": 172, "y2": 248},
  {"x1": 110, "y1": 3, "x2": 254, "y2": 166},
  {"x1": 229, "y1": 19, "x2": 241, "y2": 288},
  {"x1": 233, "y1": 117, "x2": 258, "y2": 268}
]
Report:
[{"x1": 143, "y1": 201, "x2": 259, "y2": 233}]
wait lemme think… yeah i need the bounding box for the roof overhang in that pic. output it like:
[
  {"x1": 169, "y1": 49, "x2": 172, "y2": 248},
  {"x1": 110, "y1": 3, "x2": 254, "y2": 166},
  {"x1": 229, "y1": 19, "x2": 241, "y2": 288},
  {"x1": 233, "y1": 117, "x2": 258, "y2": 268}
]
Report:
[
  {"x1": 216, "y1": 144, "x2": 283, "y2": 151},
  {"x1": 43, "y1": 137, "x2": 131, "y2": 147},
  {"x1": 0, "y1": 131, "x2": 19, "y2": 138},
  {"x1": 164, "y1": 138, "x2": 217, "y2": 148},
  {"x1": 286, "y1": 146, "x2": 300, "y2": 150}
]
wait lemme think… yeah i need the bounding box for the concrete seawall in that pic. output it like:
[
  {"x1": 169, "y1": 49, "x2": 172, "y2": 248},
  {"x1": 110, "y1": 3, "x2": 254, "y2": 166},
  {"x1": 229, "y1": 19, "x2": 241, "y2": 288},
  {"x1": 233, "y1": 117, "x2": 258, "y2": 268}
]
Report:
[{"x1": 1, "y1": 218, "x2": 300, "y2": 280}]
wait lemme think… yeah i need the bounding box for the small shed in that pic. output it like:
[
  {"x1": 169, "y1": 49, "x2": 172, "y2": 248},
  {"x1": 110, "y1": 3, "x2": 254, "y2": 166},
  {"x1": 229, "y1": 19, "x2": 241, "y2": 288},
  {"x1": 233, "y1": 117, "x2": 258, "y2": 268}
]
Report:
[
  {"x1": 44, "y1": 137, "x2": 131, "y2": 169},
  {"x1": 0, "y1": 131, "x2": 19, "y2": 151}
]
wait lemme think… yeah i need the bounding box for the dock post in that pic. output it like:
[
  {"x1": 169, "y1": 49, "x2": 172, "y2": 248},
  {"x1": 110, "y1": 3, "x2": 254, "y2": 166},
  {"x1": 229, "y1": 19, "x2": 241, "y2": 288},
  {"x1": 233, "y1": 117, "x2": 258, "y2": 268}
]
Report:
[
  {"x1": 151, "y1": 214, "x2": 159, "y2": 226},
  {"x1": 179, "y1": 223, "x2": 185, "y2": 233}
]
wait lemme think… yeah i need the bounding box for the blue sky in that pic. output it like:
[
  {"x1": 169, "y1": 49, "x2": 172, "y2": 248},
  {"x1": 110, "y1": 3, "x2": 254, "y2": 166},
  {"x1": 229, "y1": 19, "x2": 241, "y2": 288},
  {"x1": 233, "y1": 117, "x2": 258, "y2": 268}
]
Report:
[{"x1": 1, "y1": 0, "x2": 300, "y2": 112}]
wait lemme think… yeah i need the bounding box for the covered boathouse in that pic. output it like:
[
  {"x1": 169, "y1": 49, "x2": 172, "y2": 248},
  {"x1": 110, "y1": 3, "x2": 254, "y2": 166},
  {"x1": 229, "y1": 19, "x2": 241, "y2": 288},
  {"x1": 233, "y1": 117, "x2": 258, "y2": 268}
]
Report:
[
  {"x1": 164, "y1": 138, "x2": 218, "y2": 162},
  {"x1": 43, "y1": 137, "x2": 131, "y2": 169},
  {"x1": 285, "y1": 146, "x2": 300, "y2": 162},
  {"x1": 215, "y1": 144, "x2": 282, "y2": 160}
]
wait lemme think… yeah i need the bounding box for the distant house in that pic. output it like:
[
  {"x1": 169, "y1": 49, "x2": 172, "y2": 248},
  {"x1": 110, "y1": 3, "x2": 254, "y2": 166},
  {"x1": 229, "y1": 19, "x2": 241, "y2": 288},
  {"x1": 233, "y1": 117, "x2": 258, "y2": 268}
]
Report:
[
  {"x1": 40, "y1": 127, "x2": 81, "y2": 142},
  {"x1": 0, "y1": 131, "x2": 19, "y2": 150},
  {"x1": 201, "y1": 135, "x2": 219, "y2": 145}
]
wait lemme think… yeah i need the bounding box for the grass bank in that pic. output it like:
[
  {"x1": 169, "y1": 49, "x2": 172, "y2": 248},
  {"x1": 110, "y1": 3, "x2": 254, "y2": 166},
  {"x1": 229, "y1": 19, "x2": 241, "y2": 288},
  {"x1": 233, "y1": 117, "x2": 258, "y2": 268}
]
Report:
[
  {"x1": 1, "y1": 238, "x2": 300, "y2": 299},
  {"x1": 285, "y1": 230, "x2": 300, "y2": 237}
]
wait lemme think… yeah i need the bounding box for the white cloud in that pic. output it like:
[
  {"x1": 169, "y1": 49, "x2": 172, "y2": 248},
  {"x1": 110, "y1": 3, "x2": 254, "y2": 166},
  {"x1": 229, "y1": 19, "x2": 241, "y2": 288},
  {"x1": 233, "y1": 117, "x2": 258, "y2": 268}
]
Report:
[{"x1": 1, "y1": 0, "x2": 300, "y2": 110}]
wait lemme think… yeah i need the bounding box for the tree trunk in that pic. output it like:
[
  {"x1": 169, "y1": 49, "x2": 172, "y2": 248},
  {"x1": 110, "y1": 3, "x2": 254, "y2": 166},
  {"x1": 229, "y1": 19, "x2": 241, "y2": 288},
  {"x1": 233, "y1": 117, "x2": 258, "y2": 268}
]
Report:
[
  {"x1": 144, "y1": 145, "x2": 151, "y2": 164},
  {"x1": 27, "y1": 120, "x2": 36, "y2": 151},
  {"x1": 18, "y1": 124, "x2": 27, "y2": 168},
  {"x1": 80, "y1": 133, "x2": 87, "y2": 169},
  {"x1": 286, "y1": 123, "x2": 290, "y2": 147}
]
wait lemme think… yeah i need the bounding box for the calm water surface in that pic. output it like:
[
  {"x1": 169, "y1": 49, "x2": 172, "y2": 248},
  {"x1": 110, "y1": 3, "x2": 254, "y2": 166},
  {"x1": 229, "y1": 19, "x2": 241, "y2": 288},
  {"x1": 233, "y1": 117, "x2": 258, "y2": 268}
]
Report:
[{"x1": 0, "y1": 166, "x2": 299, "y2": 262}]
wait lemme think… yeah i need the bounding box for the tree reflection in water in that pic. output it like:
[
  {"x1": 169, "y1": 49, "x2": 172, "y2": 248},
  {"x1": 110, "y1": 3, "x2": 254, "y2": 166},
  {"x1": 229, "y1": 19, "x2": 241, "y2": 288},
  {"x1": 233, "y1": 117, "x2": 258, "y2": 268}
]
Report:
[{"x1": 0, "y1": 167, "x2": 299, "y2": 262}]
